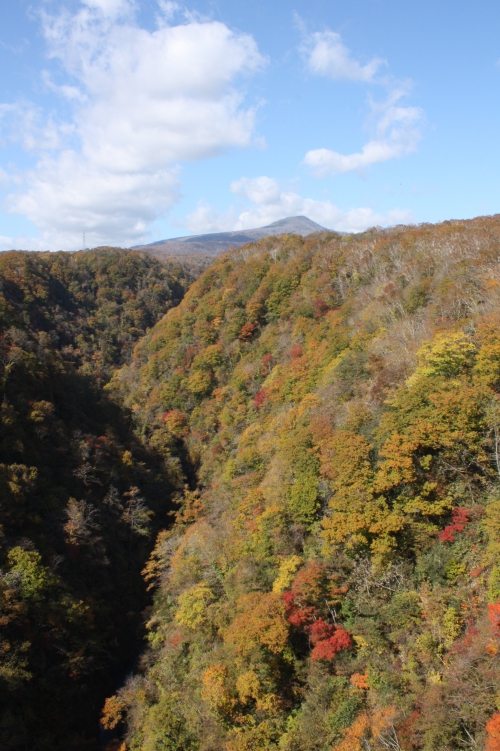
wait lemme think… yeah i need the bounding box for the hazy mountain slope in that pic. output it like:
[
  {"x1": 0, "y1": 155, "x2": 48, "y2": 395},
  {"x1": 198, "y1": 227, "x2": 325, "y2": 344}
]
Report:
[
  {"x1": 109, "y1": 214, "x2": 500, "y2": 751},
  {"x1": 0, "y1": 249, "x2": 190, "y2": 750},
  {"x1": 133, "y1": 216, "x2": 330, "y2": 261}
]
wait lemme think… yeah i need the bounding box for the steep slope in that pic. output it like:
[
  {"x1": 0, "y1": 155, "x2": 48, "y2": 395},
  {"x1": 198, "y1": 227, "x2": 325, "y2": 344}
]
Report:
[
  {"x1": 110, "y1": 216, "x2": 500, "y2": 750},
  {"x1": 0, "y1": 249, "x2": 190, "y2": 750}
]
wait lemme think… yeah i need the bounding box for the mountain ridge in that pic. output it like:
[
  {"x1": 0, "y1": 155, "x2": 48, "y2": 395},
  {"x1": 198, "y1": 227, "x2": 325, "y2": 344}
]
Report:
[{"x1": 132, "y1": 215, "x2": 331, "y2": 258}]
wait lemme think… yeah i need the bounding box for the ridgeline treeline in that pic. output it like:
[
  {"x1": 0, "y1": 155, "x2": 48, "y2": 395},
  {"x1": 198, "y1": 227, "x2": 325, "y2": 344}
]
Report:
[{"x1": 5, "y1": 217, "x2": 500, "y2": 751}]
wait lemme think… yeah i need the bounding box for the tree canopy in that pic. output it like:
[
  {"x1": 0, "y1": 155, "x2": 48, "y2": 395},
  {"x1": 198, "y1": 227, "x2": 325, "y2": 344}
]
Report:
[
  {"x1": 110, "y1": 215, "x2": 500, "y2": 751},
  {"x1": 0, "y1": 248, "x2": 190, "y2": 750}
]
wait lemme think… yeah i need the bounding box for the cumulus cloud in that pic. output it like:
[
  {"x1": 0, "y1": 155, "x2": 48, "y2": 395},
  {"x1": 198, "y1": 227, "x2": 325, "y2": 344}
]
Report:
[
  {"x1": 7, "y1": 153, "x2": 181, "y2": 246},
  {"x1": 184, "y1": 175, "x2": 414, "y2": 235},
  {"x1": 300, "y1": 27, "x2": 423, "y2": 177},
  {"x1": 304, "y1": 87, "x2": 423, "y2": 177},
  {"x1": 3, "y1": 0, "x2": 266, "y2": 248},
  {"x1": 302, "y1": 29, "x2": 385, "y2": 82},
  {"x1": 231, "y1": 176, "x2": 282, "y2": 206}
]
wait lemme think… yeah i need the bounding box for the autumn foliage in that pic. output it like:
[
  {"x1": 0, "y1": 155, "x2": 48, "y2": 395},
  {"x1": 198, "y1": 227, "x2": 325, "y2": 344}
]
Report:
[
  {"x1": 487, "y1": 713, "x2": 500, "y2": 751},
  {"x1": 439, "y1": 507, "x2": 470, "y2": 543},
  {"x1": 308, "y1": 618, "x2": 352, "y2": 661},
  {"x1": 14, "y1": 216, "x2": 500, "y2": 750},
  {"x1": 110, "y1": 217, "x2": 500, "y2": 750},
  {"x1": 0, "y1": 248, "x2": 189, "y2": 749}
]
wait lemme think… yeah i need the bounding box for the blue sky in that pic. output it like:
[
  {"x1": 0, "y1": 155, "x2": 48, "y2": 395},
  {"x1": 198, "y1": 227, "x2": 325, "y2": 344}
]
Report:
[{"x1": 0, "y1": 0, "x2": 499, "y2": 250}]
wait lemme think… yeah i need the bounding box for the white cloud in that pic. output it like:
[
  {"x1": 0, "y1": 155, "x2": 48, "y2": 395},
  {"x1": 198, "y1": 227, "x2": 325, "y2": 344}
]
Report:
[
  {"x1": 80, "y1": 0, "x2": 134, "y2": 18},
  {"x1": 184, "y1": 175, "x2": 414, "y2": 235},
  {"x1": 6, "y1": 153, "x2": 181, "y2": 249},
  {"x1": 304, "y1": 87, "x2": 423, "y2": 176},
  {"x1": 157, "y1": 1, "x2": 182, "y2": 20},
  {"x1": 304, "y1": 90, "x2": 423, "y2": 177},
  {"x1": 0, "y1": 101, "x2": 74, "y2": 153},
  {"x1": 0, "y1": 235, "x2": 14, "y2": 249},
  {"x1": 182, "y1": 202, "x2": 238, "y2": 234},
  {"x1": 231, "y1": 176, "x2": 281, "y2": 205},
  {"x1": 300, "y1": 27, "x2": 424, "y2": 177},
  {"x1": 41, "y1": 70, "x2": 86, "y2": 102},
  {"x1": 3, "y1": 1, "x2": 266, "y2": 249},
  {"x1": 0, "y1": 233, "x2": 64, "y2": 252},
  {"x1": 302, "y1": 30, "x2": 385, "y2": 82}
]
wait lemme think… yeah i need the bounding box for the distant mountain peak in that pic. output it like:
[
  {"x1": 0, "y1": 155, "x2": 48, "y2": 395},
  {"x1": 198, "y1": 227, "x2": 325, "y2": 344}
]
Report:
[
  {"x1": 132, "y1": 215, "x2": 331, "y2": 259},
  {"x1": 257, "y1": 216, "x2": 327, "y2": 231}
]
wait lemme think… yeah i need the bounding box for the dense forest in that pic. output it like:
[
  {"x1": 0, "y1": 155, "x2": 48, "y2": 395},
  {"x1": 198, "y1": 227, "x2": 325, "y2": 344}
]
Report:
[
  {"x1": 5, "y1": 217, "x2": 500, "y2": 751},
  {"x1": 0, "y1": 249, "x2": 191, "y2": 749},
  {"x1": 106, "y1": 215, "x2": 500, "y2": 751}
]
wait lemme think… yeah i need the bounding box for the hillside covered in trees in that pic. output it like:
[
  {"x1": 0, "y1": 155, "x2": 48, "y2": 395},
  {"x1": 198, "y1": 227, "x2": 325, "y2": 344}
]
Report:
[
  {"x1": 0, "y1": 249, "x2": 191, "y2": 750},
  {"x1": 5, "y1": 219, "x2": 500, "y2": 751},
  {"x1": 106, "y1": 214, "x2": 500, "y2": 751}
]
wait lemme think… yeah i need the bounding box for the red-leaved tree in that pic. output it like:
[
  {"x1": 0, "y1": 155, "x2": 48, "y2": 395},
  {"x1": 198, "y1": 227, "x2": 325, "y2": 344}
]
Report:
[
  {"x1": 308, "y1": 618, "x2": 352, "y2": 661},
  {"x1": 439, "y1": 507, "x2": 470, "y2": 543}
]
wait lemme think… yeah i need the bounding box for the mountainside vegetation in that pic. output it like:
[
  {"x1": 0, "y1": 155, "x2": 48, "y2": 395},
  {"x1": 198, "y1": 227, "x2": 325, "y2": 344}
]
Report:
[
  {"x1": 0, "y1": 247, "x2": 189, "y2": 381},
  {"x1": 106, "y1": 214, "x2": 500, "y2": 751},
  {"x1": 5, "y1": 219, "x2": 500, "y2": 751},
  {"x1": 0, "y1": 248, "x2": 190, "y2": 750}
]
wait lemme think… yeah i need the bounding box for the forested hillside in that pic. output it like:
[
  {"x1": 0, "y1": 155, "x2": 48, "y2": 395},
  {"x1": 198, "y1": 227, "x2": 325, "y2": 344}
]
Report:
[
  {"x1": 0, "y1": 248, "x2": 189, "y2": 380},
  {"x1": 109, "y1": 215, "x2": 500, "y2": 751},
  {"x1": 0, "y1": 249, "x2": 190, "y2": 750}
]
